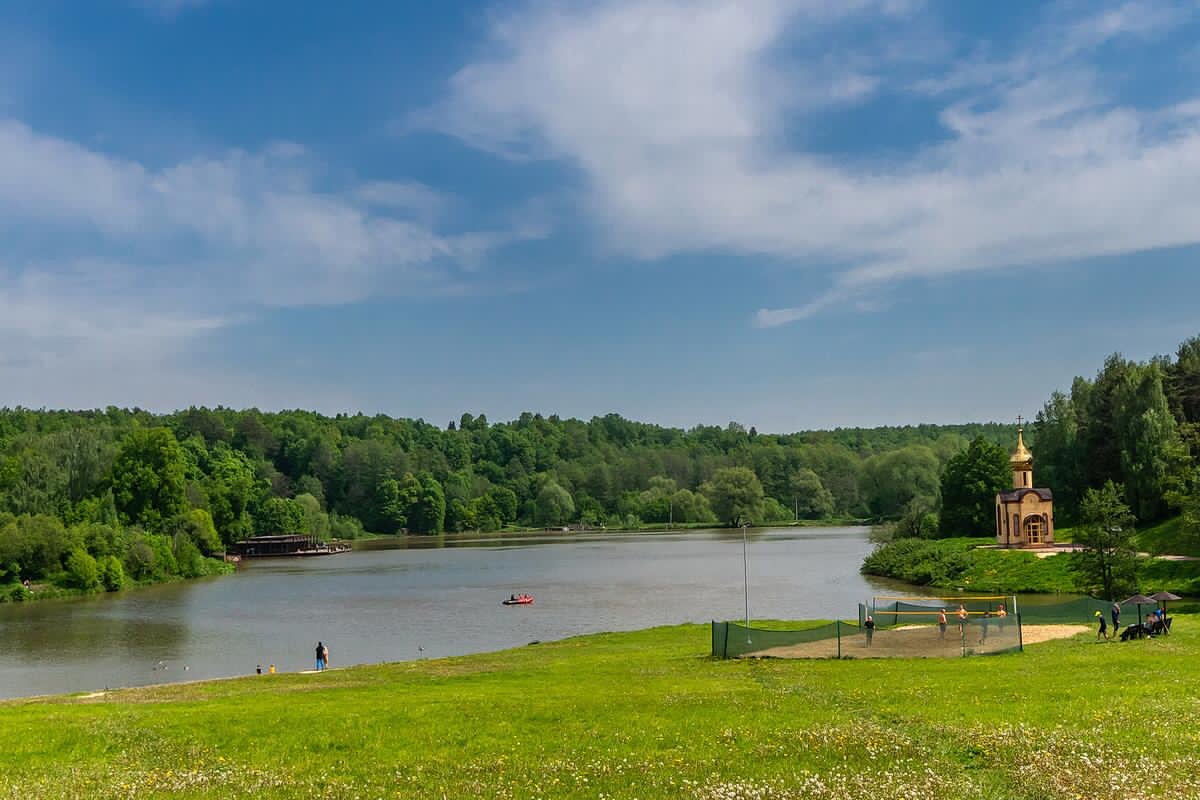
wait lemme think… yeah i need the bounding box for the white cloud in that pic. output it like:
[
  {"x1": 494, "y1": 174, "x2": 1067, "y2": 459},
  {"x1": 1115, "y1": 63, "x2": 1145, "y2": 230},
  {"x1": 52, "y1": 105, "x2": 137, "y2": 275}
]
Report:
[
  {"x1": 422, "y1": 0, "x2": 1200, "y2": 325},
  {"x1": 0, "y1": 120, "x2": 529, "y2": 308},
  {"x1": 0, "y1": 119, "x2": 535, "y2": 403}
]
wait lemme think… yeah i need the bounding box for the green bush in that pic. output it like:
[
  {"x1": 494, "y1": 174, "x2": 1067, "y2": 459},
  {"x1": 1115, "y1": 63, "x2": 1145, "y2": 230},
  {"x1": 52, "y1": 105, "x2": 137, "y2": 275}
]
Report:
[
  {"x1": 174, "y1": 534, "x2": 206, "y2": 579},
  {"x1": 99, "y1": 555, "x2": 125, "y2": 592},
  {"x1": 329, "y1": 512, "x2": 366, "y2": 540},
  {"x1": 861, "y1": 538, "x2": 975, "y2": 585},
  {"x1": 64, "y1": 548, "x2": 101, "y2": 591},
  {"x1": 125, "y1": 539, "x2": 155, "y2": 581}
]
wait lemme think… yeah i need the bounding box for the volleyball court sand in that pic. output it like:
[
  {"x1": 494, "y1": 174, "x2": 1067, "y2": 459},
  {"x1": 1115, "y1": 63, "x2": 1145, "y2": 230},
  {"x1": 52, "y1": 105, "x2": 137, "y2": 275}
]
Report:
[{"x1": 746, "y1": 624, "x2": 1088, "y2": 659}]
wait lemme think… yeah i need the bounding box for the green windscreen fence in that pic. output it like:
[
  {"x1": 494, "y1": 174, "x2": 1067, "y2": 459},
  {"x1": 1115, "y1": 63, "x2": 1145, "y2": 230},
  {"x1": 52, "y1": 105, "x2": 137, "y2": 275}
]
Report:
[
  {"x1": 1017, "y1": 597, "x2": 1115, "y2": 625},
  {"x1": 839, "y1": 615, "x2": 1022, "y2": 658},
  {"x1": 712, "y1": 617, "x2": 1022, "y2": 660},
  {"x1": 712, "y1": 621, "x2": 841, "y2": 659}
]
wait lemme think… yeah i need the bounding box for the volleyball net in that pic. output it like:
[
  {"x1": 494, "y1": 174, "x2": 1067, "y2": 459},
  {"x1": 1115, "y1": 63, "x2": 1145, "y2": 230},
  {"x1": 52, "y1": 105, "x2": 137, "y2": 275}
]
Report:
[{"x1": 864, "y1": 595, "x2": 1018, "y2": 628}]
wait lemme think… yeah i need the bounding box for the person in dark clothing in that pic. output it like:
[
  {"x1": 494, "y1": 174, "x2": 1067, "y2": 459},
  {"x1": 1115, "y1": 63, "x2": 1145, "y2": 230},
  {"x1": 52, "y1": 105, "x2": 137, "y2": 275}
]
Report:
[
  {"x1": 1111, "y1": 603, "x2": 1120, "y2": 630},
  {"x1": 256, "y1": 664, "x2": 262, "y2": 675},
  {"x1": 864, "y1": 615, "x2": 875, "y2": 647},
  {"x1": 315, "y1": 641, "x2": 327, "y2": 671},
  {"x1": 1095, "y1": 610, "x2": 1108, "y2": 640}
]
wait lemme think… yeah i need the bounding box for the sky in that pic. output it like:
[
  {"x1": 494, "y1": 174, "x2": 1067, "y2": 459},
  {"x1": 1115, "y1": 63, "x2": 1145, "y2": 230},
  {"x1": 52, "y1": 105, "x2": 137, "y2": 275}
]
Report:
[{"x1": 2, "y1": 0, "x2": 1200, "y2": 433}]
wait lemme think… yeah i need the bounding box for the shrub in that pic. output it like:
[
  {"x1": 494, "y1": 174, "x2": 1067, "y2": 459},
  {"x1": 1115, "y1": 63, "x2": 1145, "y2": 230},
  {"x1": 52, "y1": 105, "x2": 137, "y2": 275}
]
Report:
[
  {"x1": 329, "y1": 512, "x2": 366, "y2": 540},
  {"x1": 174, "y1": 535, "x2": 206, "y2": 579},
  {"x1": 99, "y1": 555, "x2": 125, "y2": 592},
  {"x1": 861, "y1": 538, "x2": 973, "y2": 586},
  {"x1": 64, "y1": 548, "x2": 101, "y2": 591},
  {"x1": 125, "y1": 539, "x2": 156, "y2": 581}
]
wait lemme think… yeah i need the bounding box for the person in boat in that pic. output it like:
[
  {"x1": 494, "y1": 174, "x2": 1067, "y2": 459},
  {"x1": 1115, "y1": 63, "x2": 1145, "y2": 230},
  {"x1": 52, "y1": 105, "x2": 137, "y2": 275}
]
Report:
[{"x1": 510, "y1": 594, "x2": 517, "y2": 601}]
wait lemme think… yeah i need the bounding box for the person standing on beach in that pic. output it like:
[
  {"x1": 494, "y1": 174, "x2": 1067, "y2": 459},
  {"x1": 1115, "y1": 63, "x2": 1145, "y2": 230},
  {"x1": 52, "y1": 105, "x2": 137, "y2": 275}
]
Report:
[
  {"x1": 864, "y1": 615, "x2": 875, "y2": 647},
  {"x1": 956, "y1": 604, "x2": 968, "y2": 636},
  {"x1": 315, "y1": 641, "x2": 327, "y2": 671},
  {"x1": 938, "y1": 609, "x2": 947, "y2": 640}
]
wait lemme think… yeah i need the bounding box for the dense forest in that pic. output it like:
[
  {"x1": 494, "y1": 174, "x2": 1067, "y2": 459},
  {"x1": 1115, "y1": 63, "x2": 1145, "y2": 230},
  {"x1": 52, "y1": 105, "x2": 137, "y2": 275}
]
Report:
[{"x1": 2, "y1": 333, "x2": 1198, "y2": 600}]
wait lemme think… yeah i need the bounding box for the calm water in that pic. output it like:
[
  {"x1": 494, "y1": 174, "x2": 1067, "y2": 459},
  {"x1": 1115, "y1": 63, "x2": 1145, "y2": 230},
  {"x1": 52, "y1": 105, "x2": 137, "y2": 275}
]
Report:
[{"x1": 0, "y1": 526, "x2": 908, "y2": 699}]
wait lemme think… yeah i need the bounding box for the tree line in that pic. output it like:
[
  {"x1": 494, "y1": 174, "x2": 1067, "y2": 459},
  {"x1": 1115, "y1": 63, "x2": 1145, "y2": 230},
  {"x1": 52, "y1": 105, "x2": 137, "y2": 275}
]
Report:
[
  {"x1": 4, "y1": 333, "x2": 1196, "y2": 600},
  {"x1": 0, "y1": 403, "x2": 1018, "y2": 598}
]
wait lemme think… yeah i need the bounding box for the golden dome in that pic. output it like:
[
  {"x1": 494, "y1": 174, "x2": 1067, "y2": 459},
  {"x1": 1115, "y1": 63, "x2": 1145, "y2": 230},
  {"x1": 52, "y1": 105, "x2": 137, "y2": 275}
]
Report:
[{"x1": 1011, "y1": 428, "x2": 1032, "y2": 467}]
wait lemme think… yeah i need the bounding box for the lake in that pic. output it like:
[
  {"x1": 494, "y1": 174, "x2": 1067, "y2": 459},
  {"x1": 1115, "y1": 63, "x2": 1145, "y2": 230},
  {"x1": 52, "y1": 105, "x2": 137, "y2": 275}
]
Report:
[{"x1": 0, "y1": 526, "x2": 909, "y2": 699}]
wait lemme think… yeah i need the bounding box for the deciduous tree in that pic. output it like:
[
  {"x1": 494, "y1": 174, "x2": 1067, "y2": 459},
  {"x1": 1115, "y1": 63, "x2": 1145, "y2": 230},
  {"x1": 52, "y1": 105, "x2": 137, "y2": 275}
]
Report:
[
  {"x1": 701, "y1": 467, "x2": 764, "y2": 527},
  {"x1": 1071, "y1": 481, "x2": 1139, "y2": 600},
  {"x1": 938, "y1": 437, "x2": 1010, "y2": 537}
]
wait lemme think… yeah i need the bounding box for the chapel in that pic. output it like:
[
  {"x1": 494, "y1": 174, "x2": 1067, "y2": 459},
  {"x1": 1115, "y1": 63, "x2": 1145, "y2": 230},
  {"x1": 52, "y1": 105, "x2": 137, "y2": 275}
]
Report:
[{"x1": 995, "y1": 421, "x2": 1054, "y2": 547}]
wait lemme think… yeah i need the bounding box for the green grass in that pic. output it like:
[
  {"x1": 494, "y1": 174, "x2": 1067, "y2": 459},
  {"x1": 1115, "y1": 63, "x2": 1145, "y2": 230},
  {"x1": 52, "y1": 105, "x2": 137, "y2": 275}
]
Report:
[
  {"x1": 862, "y1": 537, "x2": 1081, "y2": 592},
  {"x1": 1134, "y1": 515, "x2": 1198, "y2": 557},
  {"x1": 5, "y1": 620, "x2": 1200, "y2": 799},
  {"x1": 953, "y1": 547, "x2": 1077, "y2": 593},
  {"x1": 864, "y1": 526, "x2": 1200, "y2": 594}
]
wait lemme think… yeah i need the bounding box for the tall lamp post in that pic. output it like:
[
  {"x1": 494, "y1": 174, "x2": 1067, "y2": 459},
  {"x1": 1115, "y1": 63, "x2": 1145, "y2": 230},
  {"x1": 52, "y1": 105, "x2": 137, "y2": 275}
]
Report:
[{"x1": 742, "y1": 521, "x2": 750, "y2": 631}]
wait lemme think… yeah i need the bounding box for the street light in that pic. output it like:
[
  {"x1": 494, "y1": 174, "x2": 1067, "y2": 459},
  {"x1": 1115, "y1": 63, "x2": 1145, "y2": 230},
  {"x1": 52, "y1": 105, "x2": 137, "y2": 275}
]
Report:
[{"x1": 742, "y1": 521, "x2": 750, "y2": 631}]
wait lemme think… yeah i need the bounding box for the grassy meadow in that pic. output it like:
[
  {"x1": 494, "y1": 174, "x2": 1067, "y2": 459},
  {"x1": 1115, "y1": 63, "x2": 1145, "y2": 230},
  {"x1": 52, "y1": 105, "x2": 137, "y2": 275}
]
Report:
[{"x1": 4, "y1": 618, "x2": 1200, "y2": 800}]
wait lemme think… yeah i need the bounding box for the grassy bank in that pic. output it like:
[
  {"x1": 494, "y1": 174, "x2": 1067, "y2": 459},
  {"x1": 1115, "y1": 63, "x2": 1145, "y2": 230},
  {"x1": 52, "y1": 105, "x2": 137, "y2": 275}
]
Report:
[
  {"x1": 861, "y1": 537, "x2": 1079, "y2": 593},
  {"x1": 0, "y1": 557, "x2": 234, "y2": 604},
  {"x1": 861, "y1": 536, "x2": 1200, "y2": 594},
  {"x1": 1134, "y1": 515, "x2": 1198, "y2": 557},
  {"x1": 4, "y1": 621, "x2": 1200, "y2": 799}
]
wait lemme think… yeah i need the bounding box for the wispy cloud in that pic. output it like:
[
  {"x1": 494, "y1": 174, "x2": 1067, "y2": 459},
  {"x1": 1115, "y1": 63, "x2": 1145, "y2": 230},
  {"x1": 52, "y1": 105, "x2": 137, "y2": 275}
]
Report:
[
  {"x1": 421, "y1": 0, "x2": 1200, "y2": 326},
  {"x1": 0, "y1": 120, "x2": 530, "y2": 305},
  {"x1": 0, "y1": 118, "x2": 537, "y2": 399}
]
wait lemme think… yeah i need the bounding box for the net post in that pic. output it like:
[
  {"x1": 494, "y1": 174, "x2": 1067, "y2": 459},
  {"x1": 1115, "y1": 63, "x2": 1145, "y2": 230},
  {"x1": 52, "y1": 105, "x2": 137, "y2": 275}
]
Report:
[
  {"x1": 722, "y1": 620, "x2": 730, "y2": 658},
  {"x1": 1017, "y1": 612, "x2": 1023, "y2": 653}
]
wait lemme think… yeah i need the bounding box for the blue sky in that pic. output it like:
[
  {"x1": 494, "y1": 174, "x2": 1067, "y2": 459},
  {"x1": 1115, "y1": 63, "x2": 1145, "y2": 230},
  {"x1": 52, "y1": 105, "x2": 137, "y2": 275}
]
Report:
[{"x1": 2, "y1": 0, "x2": 1200, "y2": 432}]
